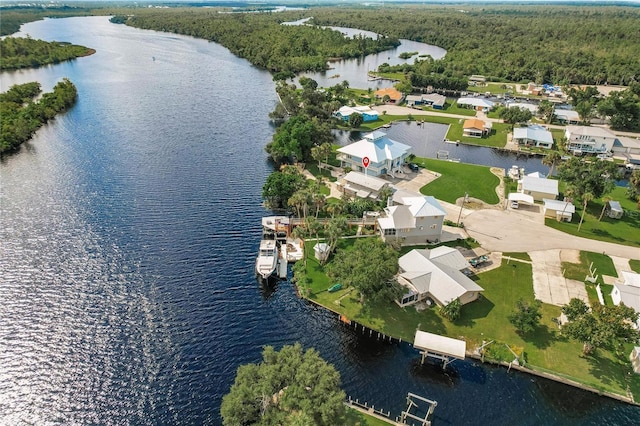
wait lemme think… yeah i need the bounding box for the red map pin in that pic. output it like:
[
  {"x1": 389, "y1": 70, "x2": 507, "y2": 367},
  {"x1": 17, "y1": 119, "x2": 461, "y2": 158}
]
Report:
[{"x1": 362, "y1": 157, "x2": 370, "y2": 168}]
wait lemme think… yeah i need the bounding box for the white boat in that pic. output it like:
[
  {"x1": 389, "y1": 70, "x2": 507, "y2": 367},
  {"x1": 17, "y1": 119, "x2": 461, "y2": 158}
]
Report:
[{"x1": 256, "y1": 240, "x2": 278, "y2": 279}]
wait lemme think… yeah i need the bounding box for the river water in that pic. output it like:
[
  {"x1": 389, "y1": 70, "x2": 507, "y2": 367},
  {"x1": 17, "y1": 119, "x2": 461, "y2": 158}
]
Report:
[{"x1": 1, "y1": 17, "x2": 638, "y2": 425}]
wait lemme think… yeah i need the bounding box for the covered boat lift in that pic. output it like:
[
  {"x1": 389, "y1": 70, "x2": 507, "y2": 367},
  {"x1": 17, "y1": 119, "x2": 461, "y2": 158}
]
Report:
[{"x1": 413, "y1": 330, "x2": 466, "y2": 369}]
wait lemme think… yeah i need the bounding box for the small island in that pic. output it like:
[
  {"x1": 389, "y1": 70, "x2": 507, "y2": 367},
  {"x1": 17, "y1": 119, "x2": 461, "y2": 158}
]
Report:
[
  {"x1": 0, "y1": 37, "x2": 95, "y2": 71},
  {"x1": 0, "y1": 79, "x2": 78, "y2": 154}
]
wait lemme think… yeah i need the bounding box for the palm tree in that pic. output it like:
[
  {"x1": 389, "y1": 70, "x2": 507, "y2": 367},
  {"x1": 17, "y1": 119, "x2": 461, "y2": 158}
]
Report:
[
  {"x1": 577, "y1": 192, "x2": 594, "y2": 232},
  {"x1": 542, "y1": 151, "x2": 561, "y2": 177},
  {"x1": 598, "y1": 196, "x2": 612, "y2": 221}
]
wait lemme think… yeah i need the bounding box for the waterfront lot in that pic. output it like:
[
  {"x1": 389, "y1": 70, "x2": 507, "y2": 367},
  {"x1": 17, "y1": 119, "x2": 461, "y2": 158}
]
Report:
[{"x1": 303, "y1": 239, "x2": 639, "y2": 400}]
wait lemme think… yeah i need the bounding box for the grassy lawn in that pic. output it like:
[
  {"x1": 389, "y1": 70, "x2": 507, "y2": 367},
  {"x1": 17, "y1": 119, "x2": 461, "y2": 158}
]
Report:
[
  {"x1": 502, "y1": 252, "x2": 532, "y2": 261},
  {"x1": 414, "y1": 158, "x2": 500, "y2": 205},
  {"x1": 544, "y1": 186, "x2": 640, "y2": 248},
  {"x1": 345, "y1": 407, "x2": 394, "y2": 426},
  {"x1": 445, "y1": 120, "x2": 510, "y2": 148},
  {"x1": 417, "y1": 100, "x2": 476, "y2": 117},
  {"x1": 306, "y1": 163, "x2": 337, "y2": 182},
  {"x1": 561, "y1": 251, "x2": 618, "y2": 283},
  {"x1": 300, "y1": 243, "x2": 637, "y2": 399},
  {"x1": 630, "y1": 259, "x2": 640, "y2": 273},
  {"x1": 466, "y1": 82, "x2": 514, "y2": 95}
]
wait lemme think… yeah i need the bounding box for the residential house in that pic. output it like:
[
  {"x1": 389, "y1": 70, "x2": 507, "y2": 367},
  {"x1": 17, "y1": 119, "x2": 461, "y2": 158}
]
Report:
[
  {"x1": 518, "y1": 174, "x2": 559, "y2": 201},
  {"x1": 513, "y1": 125, "x2": 554, "y2": 149},
  {"x1": 336, "y1": 130, "x2": 412, "y2": 177},
  {"x1": 611, "y1": 271, "x2": 640, "y2": 329},
  {"x1": 468, "y1": 75, "x2": 486, "y2": 85},
  {"x1": 396, "y1": 247, "x2": 484, "y2": 307},
  {"x1": 456, "y1": 97, "x2": 494, "y2": 112},
  {"x1": 564, "y1": 125, "x2": 617, "y2": 155},
  {"x1": 554, "y1": 109, "x2": 580, "y2": 124},
  {"x1": 374, "y1": 87, "x2": 403, "y2": 104},
  {"x1": 612, "y1": 136, "x2": 640, "y2": 171},
  {"x1": 463, "y1": 118, "x2": 492, "y2": 138},
  {"x1": 406, "y1": 93, "x2": 446, "y2": 109},
  {"x1": 339, "y1": 171, "x2": 392, "y2": 200},
  {"x1": 506, "y1": 101, "x2": 539, "y2": 116},
  {"x1": 543, "y1": 199, "x2": 575, "y2": 221},
  {"x1": 334, "y1": 105, "x2": 379, "y2": 122},
  {"x1": 377, "y1": 189, "x2": 446, "y2": 245}
]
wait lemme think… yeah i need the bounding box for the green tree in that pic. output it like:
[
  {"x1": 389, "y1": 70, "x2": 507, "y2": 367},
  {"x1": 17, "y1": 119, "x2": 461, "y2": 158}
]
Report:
[
  {"x1": 598, "y1": 196, "x2": 612, "y2": 222},
  {"x1": 557, "y1": 158, "x2": 619, "y2": 203},
  {"x1": 323, "y1": 217, "x2": 348, "y2": 264},
  {"x1": 348, "y1": 112, "x2": 363, "y2": 128},
  {"x1": 498, "y1": 106, "x2": 532, "y2": 124},
  {"x1": 627, "y1": 169, "x2": 640, "y2": 204},
  {"x1": 577, "y1": 192, "x2": 593, "y2": 232},
  {"x1": 326, "y1": 238, "x2": 400, "y2": 304},
  {"x1": 597, "y1": 84, "x2": 640, "y2": 132},
  {"x1": 561, "y1": 298, "x2": 640, "y2": 355},
  {"x1": 394, "y1": 78, "x2": 413, "y2": 94},
  {"x1": 440, "y1": 298, "x2": 462, "y2": 322},
  {"x1": 508, "y1": 298, "x2": 542, "y2": 334},
  {"x1": 542, "y1": 151, "x2": 561, "y2": 177},
  {"x1": 311, "y1": 143, "x2": 332, "y2": 167},
  {"x1": 537, "y1": 100, "x2": 555, "y2": 124},
  {"x1": 220, "y1": 343, "x2": 346, "y2": 426},
  {"x1": 262, "y1": 169, "x2": 306, "y2": 210},
  {"x1": 567, "y1": 86, "x2": 600, "y2": 124}
]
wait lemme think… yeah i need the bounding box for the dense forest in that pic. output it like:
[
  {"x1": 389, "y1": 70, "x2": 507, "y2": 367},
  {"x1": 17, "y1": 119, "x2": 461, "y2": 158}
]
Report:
[
  {"x1": 308, "y1": 6, "x2": 640, "y2": 86},
  {"x1": 0, "y1": 79, "x2": 78, "y2": 154},
  {"x1": 112, "y1": 10, "x2": 400, "y2": 75},
  {"x1": 1, "y1": 37, "x2": 94, "y2": 70},
  {"x1": 0, "y1": 5, "x2": 95, "y2": 36}
]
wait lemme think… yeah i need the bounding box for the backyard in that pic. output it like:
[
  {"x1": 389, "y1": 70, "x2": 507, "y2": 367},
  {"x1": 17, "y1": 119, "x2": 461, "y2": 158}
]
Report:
[
  {"x1": 414, "y1": 158, "x2": 500, "y2": 205},
  {"x1": 545, "y1": 186, "x2": 640, "y2": 248},
  {"x1": 298, "y1": 240, "x2": 638, "y2": 399}
]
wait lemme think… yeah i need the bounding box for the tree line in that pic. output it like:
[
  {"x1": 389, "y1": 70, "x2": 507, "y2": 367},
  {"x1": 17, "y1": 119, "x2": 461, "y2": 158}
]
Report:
[
  {"x1": 1, "y1": 36, "x2": 94, "y2": 70},
  {"x1": 111, "y1": 10, "x2": 400, "y2": 74},
  {"x1": 308, "y1": 5, "x2": 640, "y2": 86},
  {"x1": 1, "y1": 79, "x2": 78, "y2": 154}
]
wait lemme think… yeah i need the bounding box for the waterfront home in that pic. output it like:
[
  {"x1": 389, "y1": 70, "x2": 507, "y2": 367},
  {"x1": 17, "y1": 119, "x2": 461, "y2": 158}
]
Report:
[
  {"x1": 564, "y1": 125, "x2": 616, "y2": 155},
  {"x1": 513, "y1": 125, "x2": 554, "y2": 149},
  {"x1": 334, "y1": 105, "x2": 379, "y2": 122},
  {"x1": 456, "y1": 97, "x2": 494, "y2": 112},
  {"x1": 612, "y1": 136, "x2": 640, "y2": 170},
  {"x1": 336, "y1": 130, "x2": 412, "y2": 177},
  {"x1": 463, "y1": 118, "x2": 492, "y2": 138},
  {"x1": 374, "y1": 87, "x2": 403, "y2": 104},
  {"x1": 396, "y1": 247, "x2": 484, "y2": 307},
  {"x1": 338, "y1": 171, "x2": 392, "y2": 200},
  {"x1": 406, "y1": 93, "x2": 446, "y2": 109},
  {"x1": 542, "y1": 198, "x2": 575, "y2": 222},
  {"x1": 377, "y1": 189, "x2": 446, "y2": 245},
  {"x1": 506, "y1": 101, "x2": 539, "y2": 116},
  {"x1": 611, "y1": 271, "x2": 640, "y2": 329},
  {"x1": 518, "y1": 174, "x2": 559, "y2": 201}
]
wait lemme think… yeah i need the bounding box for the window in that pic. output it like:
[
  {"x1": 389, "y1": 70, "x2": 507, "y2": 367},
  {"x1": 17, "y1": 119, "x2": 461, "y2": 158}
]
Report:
[
  {"x1": 430, "y1": 224, "x2": 437, "y2": 229},
  {"x1": 384, "y1": 229, "x2": 396, "y2": 236}
]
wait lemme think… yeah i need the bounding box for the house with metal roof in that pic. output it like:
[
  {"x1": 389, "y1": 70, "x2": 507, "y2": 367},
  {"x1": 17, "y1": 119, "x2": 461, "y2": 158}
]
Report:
[
  {"x1": 377, "y1": 189, "x2": 446, "y2": 245},
  {"x1": 336, "y1": 130, "x2": 412, "y2": 177},
  {"x1": 396, "y1": 247, "x2": 484, "y2": 307},
  {"x1": 543, "y1": 198, "x2": 576, "y2": 221},
  {"x1": 406, "y1": 93, "x2": 446, "y2": 109},
  {"x1": 463, "y1": 118, "x2": 492, "y2": 138},
  {"x1": 564, "y1": 125, "x2": 617, "y2": 155},
  {"x1": 605, "y1": 200, "x2": 624, "y2": 219},
  {"x1": 456, "y1": 97, "x2": 494, "y2": 112},
  {"x1": 339, "y1": 171, "x2": 392, "y2": 200},
  {"x1": 554, "y1": 109, "x2": 580, "y2": 124},
  {"x1": 334, "y1": 105, "x2": 379, "y2": 122},
  {"x1": 513, "y1": 125, "x2": 554, "y2": 149},
  {"x1": 518, "y1": 174, "x2": 559, "y2": 201},
  {"x1": 611, "y1": 271, "x2": 640, "y2": 329}
]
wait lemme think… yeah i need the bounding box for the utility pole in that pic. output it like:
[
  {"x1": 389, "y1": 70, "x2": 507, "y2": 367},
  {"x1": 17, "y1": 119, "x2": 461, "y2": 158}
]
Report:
[{"x1": 457, "y1": 192, "x2": 468, "y2": 226}]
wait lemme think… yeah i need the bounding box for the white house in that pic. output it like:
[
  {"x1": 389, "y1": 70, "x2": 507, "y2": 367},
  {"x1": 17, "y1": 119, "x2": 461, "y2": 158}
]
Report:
[
  {"x1": 543, "y1": 198, "x2": 576, "y2": 221},
  {"x1": 334, "y1": 105, "x2": 379, "y2": 122},
  {"x1": 377, "y1": 189, "x2": 446, "y2": 245},
  {"x1": 506, "y1": 101, "x2": 539, "y2": 116},
  {"x1": 513, "y1": 125, "x2": 554, "y2": 149},
  {"x1": 554, "y1": 109, "x2": 580, "y2": 124},
  {"x1": 564, "y1": 125, "x2": 617, "y2": 155},
  {"x1": 518, "y1": 174, "x2": 559, "y2": 201},
  {"x1": 611, "y1": 271, "x2": 640, "y2": 329},
  {"x1": 396, "y1": 247, "x2": 484, "y2": 307},
  {"x1": 337, "y1": 130, "x2": 412, "y2": 177},
  {"x1": 456, "y1": 97, "x2": 495, "y2": 112}
]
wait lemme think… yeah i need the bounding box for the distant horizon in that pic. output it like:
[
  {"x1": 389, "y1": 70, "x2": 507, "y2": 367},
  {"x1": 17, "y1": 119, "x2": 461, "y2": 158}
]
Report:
[{"x1": 2, "y1": 0, "x2": 640, "y2": 4}]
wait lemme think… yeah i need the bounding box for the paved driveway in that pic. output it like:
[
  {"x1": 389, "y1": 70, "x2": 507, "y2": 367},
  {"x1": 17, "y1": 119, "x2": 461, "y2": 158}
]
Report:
[{"x1": 529, "y1": 250, "x2": 589, "y2": 306}]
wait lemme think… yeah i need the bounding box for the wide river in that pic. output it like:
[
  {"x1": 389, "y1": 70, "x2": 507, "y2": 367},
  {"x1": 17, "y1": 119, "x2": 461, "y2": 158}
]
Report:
[{"x1": 1, "y1": 17, "x2": 638, "y2": 425}]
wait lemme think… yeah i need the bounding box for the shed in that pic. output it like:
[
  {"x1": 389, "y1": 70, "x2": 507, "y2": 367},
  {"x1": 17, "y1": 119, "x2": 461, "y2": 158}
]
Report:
[
  {"x1": 413, "y1": 330, "x2": 466, "y2": 368},
  {"x1": 314, "y1": 243, "x2": 330, "y2": 262},
  {"x1": 606, "y1": 201, "x2": 623, "y2": 219}
]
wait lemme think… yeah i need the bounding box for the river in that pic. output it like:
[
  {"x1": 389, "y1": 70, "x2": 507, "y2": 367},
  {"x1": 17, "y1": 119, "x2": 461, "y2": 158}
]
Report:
[{"x1": 1, "y1": 17, "x2": 638, "y2": 425}]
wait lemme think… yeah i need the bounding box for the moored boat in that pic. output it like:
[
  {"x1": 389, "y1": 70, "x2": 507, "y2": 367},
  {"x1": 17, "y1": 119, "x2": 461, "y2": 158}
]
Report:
[{"x1": 256, "y1": 240, "x2": 278, "y2": 280}]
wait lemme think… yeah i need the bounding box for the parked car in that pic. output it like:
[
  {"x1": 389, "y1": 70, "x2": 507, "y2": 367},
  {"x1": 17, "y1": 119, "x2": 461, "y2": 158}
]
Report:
[
  {"x1": 510, "y1": 200, "x2": 519, "y2": 209},
  {"x1": 408, "y1": 163, "x2": 419, "y2": 172}
]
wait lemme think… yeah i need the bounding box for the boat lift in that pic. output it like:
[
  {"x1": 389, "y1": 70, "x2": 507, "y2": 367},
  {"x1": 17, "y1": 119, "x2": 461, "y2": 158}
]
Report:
[{"x1": 413, "y1": 330, "x2": 466, "y2": 369}]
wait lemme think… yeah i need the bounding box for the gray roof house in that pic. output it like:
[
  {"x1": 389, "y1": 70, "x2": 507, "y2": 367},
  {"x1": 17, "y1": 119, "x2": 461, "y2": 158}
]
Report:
[
  {"x1": 611, "y1": 271, "x2": 640, "y2": 329},
  {"x1": 396, "y1": 247, "x2": 484, "y2": 307},
  {"x1": 565, "y1": 125, "x2": 616, "y2": 155},
  {"x1": 513, "y1": 125, "x2": 554, "y2": 149},
  {"x1": 518, "y1": 174, "x2": 559, "y2": 201}
]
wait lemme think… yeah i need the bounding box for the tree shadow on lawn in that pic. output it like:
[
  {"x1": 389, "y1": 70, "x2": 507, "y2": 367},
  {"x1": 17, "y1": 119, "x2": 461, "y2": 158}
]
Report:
[
  {"x1": 520, "y1": 324, "x2": 557, "y2": 350},
  {"x1": 454, "y1": 296, "x2": 495, "y2": 328},
  {"x1": 590, "y1": 228, "x2": 625, "y2": 243},
  {"x1": 584, "y1": 351, "x2": 627, "y2": 391}
]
